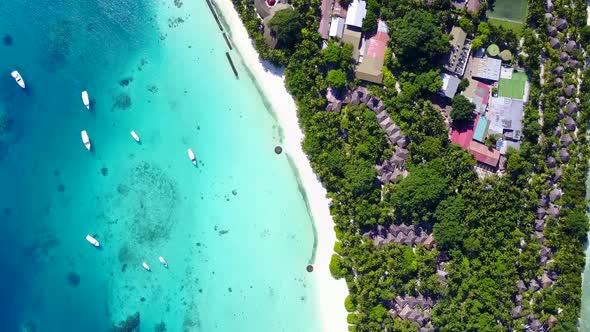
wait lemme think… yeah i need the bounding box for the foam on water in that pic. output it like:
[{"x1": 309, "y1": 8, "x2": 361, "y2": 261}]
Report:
[{"x1": 0, "y1": 0, "x2": 320, "y2": 330}]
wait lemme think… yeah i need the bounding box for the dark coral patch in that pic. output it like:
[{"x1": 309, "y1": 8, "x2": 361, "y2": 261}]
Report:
[
  {"x1": 101, "y1": 167, "x2": 108, "y2": 176},
  {"x1": 67, "y1": 271, "x2": 80, "y2": 286},
  {"x1": 3, "y1": 34, "x2": 13, "y2": 46}
]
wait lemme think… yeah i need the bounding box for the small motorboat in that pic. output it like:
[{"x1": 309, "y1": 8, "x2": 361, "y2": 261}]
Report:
[
  {"x1": 130, "y1": 130, "x2": 140, "y2": 142},
  {"x1": 11, "y1": 70, "x2": 25, "y2": 88},
  {"x1": 158, "y1": 256, "x2": 168, "y2": 268},
  {"x1": 85, "y1": 234, "x2": 100, "y2": 247},
  {"x1": 187, "y1": 148, "x2": 197, "y2": 165},
  {"x1": 81, "y1": 130, "x2": 91, "y2": 151},
  {"x1": 142, "y1": 262, "x2": 150, "y2": 271},
  {"x1": 81, "y1": 91, "x2": 90, "y2": 110}
]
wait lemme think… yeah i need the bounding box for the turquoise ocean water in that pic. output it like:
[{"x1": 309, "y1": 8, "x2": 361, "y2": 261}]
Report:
[{"x1": 0, "y1": 0, "x2": 320, "y2": 331}]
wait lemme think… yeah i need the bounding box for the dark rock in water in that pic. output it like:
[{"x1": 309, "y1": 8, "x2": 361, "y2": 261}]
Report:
[
  {"x1": 53, "y1": 169, "x2": 60, "y2": 176},
  {"x1": 4, "y1": 208, "x2": 10, "y2": 215},
  {"x1": 3, "y1": 34, "x2": 13, "y2": 46},
  {"x1": 306, "y1": 265, "x2": 313, "y2": 273},
  {"x1": 232, "y1": 189, "x2": 237, "y2": 196},
  {"x1": 140, "y1": 297, "x2": 145, "y2": 302},
  {"x1": 228, "y1": 287, "x2": 232, "y2": 292},
  {"x1": 113, "y1": 312, "x2": 140, "y2": 332},
  {"x1": 274, "y1": 146, "x2": 282, "y2": 154},
  {"x1": 119, "y1": 77, "x2": 133, "y2": 87},
  {"x1": 101, "y1": 167, "x2": 109, "y2": 176},
  {"x1": 121, "y1": 263, "x2": 128, "y2": 272},
  {"x1": 174, "y1": 0, "x2": 183, "y2": 8},
  {"x1": 154, "y1": 321, "x2": 167, "y2": 332},
  {"x1": 67, "y1": 272, "x2": 80, "y2": 286},
  {"x1": 57, "y1": 184, "x2": 65, "y2": 192}
]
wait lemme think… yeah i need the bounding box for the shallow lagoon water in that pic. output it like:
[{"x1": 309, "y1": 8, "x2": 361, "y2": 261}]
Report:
[{"x1": 0, "y1": 0, "x2": 319, "y2": 330}]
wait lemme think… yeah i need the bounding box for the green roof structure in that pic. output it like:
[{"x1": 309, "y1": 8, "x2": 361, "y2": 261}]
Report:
[{"x1": 487, "y1": 44, "x2": 500, "y2": 57}]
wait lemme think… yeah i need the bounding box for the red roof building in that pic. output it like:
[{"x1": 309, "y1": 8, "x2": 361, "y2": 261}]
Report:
[{"x1": 468, "y1": 141, "x2": 500, "y2": 168}]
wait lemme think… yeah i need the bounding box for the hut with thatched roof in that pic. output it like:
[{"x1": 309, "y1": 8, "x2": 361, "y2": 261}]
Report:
[
  {"x1": 564, "y1": 116, "x2": 576, "y2": 131},
  {"x1": 566, "y1": 40, "x2": 577, "y2": 53},
  {"x1": 546, "y1": 156, "x2": 557, "y2": 168},
  {"x1": 559, "y1": 52, "x2": 569, "y2": 62},
  {"x1": 553, "y1": 66, "x2": 564, "y2": 77},
  {"x1": 564, "y1": 85, "x2": 575, "y2": 97},
  {"x1": 549, "y1": 37, "x2": 560, "y2": 49},
  {"x1": 559, "y1": 148, "x2": 570, "y2": 162},
  {"x1": 560, "y1": 133, "x2": 573, "y2": 147},
  {"x1": 556, "y1": 18, "x2": 567, "y2": 31},
  {"x1": 549, "y1": 188, "x2": 562, "y2": 201},
  {"x1": 555, "y1": 77, "x2": 563, "y2": 87},
  {"x1": 566, "y1": 102, "x2": 578, "y2": 114}
]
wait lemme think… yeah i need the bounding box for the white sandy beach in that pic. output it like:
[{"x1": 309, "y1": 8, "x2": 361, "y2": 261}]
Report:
[{"x1": 213, "y1": 0, "x2": 350, "y2": 331}]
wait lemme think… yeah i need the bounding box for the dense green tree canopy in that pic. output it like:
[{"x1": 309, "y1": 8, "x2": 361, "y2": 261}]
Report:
[
  {"x1": 450, "y1": 95, "x2": 475, "y2": 126},
  {"x1": 268, "y1": 9, "x2": 302, "y2": 49},
  {"x1": 326, "y1": 69, "x2": 347, "y2": 90},
  {"x1": 389, "y1": 9, "x2": 450, "y2": 72},
  {"x1": 389, "y1": 165, "x2": 449, "y2": 223}
]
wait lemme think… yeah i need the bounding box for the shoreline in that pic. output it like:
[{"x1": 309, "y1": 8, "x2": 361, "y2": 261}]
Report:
[{"x1": 212, "y1": 0, "x2": 350, "y2": 331}]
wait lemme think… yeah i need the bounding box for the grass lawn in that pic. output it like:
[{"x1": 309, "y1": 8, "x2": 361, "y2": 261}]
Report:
[
  {"x1": 488, "y1": 18, "x2": 524, "y2": 38},
  {"x1": 487, "y1": 0, "x2": 528, "y2": 23},
  {"x1": 499, "y1": 72, "x2": 527, "y2": 100}
]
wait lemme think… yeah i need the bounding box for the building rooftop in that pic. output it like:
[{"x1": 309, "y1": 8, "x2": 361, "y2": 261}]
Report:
[
  {"x1": 345, "y1": 0, "x2": 367, "y2": 28},
  {"x1": 319, "y1": 0, "x2": 334, "y2": 39},
  {"x1": 444, "y1": 26, "x2": 470, "y2": 76},
  {"x1": 342, "y1": 26, "x2": 362, "y2": 61},
  {"x1": 441, "y1": 73, "x2": 460, "y2": 98},
  {"x1": 471, "y1": 57, "x2": 502, "y2": 81},
  {"x1": 487, "y1": 97, "x2": 524, "y2": 141},
  {"x1": 356, "y1": 57, "x2": 384, "y2": 83},
  {"x1": 468, "y1": 141, "x2": 500, "y2": 168},
  {"x1": 329, "y1": 16, "x2": 345, "y2": 38},
  {"x1": 473, "y1": 115, "x2": 488, "y2": 142}
]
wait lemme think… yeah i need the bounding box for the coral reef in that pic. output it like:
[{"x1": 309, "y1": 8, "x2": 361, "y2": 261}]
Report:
[{"x1": 112, "y1": 312, "x2": 140, "y2": 332}]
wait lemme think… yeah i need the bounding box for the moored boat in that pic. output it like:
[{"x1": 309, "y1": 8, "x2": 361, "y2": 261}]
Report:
[
  {"x1": 81, "y1": 130, "x2": 91, "y2": 151},
  {"x1": 187, "y1": 148, "x2": 197, "y2": 165},
  {"x1": 81, "y1": 91, "x2": 90, "y2": 110},
  {"x1": 85, "y1": 234, "x2": 100, "y2": 247},
  {"x1": 11, "y1": 70, "x2": 25, "y2": 88},
  {"x1": 142, "y1": 262, "x2": 150, "y2": 271},
  {"x1": 130, "y1": 130, "x2": 140, "y2": 142},
  {"x1": 158, "y1": 256, "x2": 168, "y2": 268}
]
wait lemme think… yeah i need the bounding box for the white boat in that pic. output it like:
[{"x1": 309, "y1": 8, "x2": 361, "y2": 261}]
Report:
[
  {"x1": 85, "y1": 234, "x2": 100, "y2": 247},
  {"x1": 187, "y1": 148, "x2": 197, "y2": 165},
  {"x1": 130, "y1": 130, "x2": 140, "y2": 142},
  {"x1": 11, "y1": 70, "x2": 25, "y2": 88},
  {"x1": 158, "y1": 256, "x2": 168, "y2": 268},
  {"x1": 142, "y1": 262, "x2": 151, "y2": 271},
  {"x1": 81, "y1": 91, "x2": 90, "y2": 110},
  {"x1": 81, "y1": 130, "x2": 91, "y2": 151}
]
